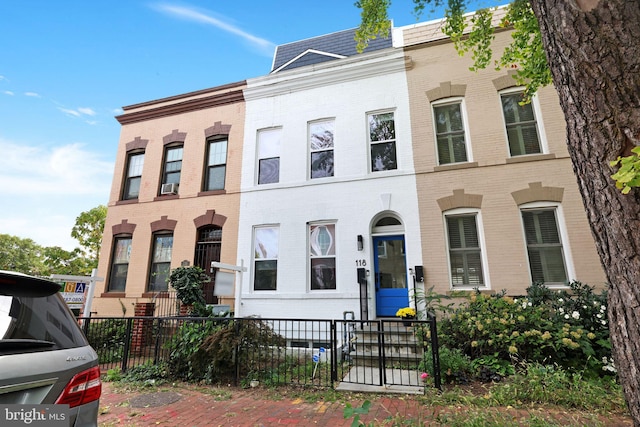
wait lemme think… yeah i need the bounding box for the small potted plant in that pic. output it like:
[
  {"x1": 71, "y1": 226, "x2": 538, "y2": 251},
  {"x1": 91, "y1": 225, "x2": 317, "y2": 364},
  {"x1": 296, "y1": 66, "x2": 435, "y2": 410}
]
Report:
[{"x1": 396, "y1": 307, "x2": 416, "y2": 326}]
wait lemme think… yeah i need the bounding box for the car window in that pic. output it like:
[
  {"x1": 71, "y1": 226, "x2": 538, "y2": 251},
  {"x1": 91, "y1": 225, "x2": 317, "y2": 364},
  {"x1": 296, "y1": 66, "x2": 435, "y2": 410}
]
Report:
[{"x1": 0, "y1": 294, "x2": 87, "y2": 354}]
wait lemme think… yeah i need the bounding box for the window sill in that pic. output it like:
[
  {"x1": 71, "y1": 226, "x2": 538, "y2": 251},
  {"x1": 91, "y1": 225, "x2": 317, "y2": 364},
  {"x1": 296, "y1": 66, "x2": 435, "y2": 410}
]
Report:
[
  {"x1": 153, "y1": 194, "x2": 179, "y2": 201},
  {"x1": 434, "y1": 162, "x2": 479, "y2": 172},
  {"x1": 198, "y1": 189, "x2": 226, "y2": 197},
  {"x1": 142, "y1": 291, "x2": 171, "y2": 298},
  {"x1": 100, "y1": 292, "x2": 126, "y2": 298},
  {"x1": 116, "y1": 199, "x2": 139, "y2": 206},
  {"x1": 506, "y1": 153, "x2": 556, "y2": 164}
]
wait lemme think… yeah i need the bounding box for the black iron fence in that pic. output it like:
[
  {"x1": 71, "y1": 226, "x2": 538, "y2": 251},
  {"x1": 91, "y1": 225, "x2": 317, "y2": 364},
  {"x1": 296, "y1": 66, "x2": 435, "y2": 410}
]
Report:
[{"x1": 79, "y1": 315, "x2": 440, "y2": 391}]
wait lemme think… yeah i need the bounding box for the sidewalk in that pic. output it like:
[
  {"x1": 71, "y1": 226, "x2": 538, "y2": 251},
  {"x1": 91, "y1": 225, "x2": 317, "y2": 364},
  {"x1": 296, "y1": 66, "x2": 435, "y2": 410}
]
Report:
[
  {"x1": 98, "y1": 381, "x2": 633, "y2": 427},
  {"x1": 98, "y1": 381, "x2": 418, "y2": 426}
]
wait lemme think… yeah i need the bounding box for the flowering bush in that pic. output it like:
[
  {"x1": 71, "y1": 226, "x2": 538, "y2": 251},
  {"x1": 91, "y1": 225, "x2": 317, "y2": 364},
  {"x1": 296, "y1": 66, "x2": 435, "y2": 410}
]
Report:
[
  {"x1": 438, "y1": 281, "x2": 611, "y2": 377},
  {"x1": 396, "y1": 307, "x2": 416, "y2": 318}
]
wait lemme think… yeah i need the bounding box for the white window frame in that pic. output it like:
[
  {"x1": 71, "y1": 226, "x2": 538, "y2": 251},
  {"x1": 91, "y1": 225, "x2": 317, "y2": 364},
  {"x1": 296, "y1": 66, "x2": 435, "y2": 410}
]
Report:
[
  {"x1": 367, "y1": 109, "x2": 398, "y2": 173},
  {"x1": 499, "y1": 87, "x2": 549, "y2": 157},
  {"x1": 256, "y1": 127, "x2": 282, "y2": 185},
  {"x1": 519, "y1": 202, "x2": 574, "y2": 288},
  {"x1": 443, "y1": 208, "x2": 489, "y2": 290},
  {"x1": 432, "y1": 98, "x2": 473, "y2": 165},
  {"x1": 252, "y1": 225, "x2": 279, "y2": 291},
  {"x1": 308, "y1": 222, "x2": 337, "y2": 291},
  {"x1": 308, "y1": 118, "x2": 335, "y2": 180}
]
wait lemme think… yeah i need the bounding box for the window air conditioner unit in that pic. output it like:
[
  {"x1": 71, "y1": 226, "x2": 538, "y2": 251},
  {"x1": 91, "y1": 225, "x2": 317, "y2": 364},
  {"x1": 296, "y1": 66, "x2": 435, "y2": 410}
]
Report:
[{"x1": 161, "y1": 183, "x2": 178, "y2": 195}]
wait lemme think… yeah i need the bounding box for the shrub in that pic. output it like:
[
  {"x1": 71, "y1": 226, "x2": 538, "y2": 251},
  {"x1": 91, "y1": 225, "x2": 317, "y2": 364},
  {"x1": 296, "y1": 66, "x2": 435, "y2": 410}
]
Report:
[
  {"x1": 438, "y1": 281, "x2": 612, "y2": 377},
  {"x1": 422, "y1": 346, "x2": 474, "y2": 384},
  {"x1": 85, "y1": 318, "x2": 127, "y2": 364},
  {"x1": 165, "y1": 319, "x2": 220, "y2": 381}
]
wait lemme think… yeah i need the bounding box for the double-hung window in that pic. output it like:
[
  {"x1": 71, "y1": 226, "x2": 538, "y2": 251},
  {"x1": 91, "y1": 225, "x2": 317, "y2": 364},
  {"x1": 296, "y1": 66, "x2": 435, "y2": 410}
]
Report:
[
  {"x1": 501, "y1": 90, "x2": 543, "y2": 156},
  {"x1": 433, "y1": 100, "x2": 469, "y2": 165},
  {"x1": 204, "y1": 138, "x2": 227, "y2": 191},
  {"x1": 253, "y1": 226, "x2": 278, "y2": 290},
  {"x1": 123, "y1": 152, "x2": 144, "y2": 200},
  {"x1": 445, "y1": 212, "x2": 485, "y2": 287},
  {"x1": 368, "y1": 111, "x2": 397, "y2": 172},
  {"x1": 309, "y1": 119, "x2": 334, "y2": 179},
  {"x1": 309, "y1": 223, "x2": 336, "y2": 290},
  {"x1": 521, "y1": 207, "x2": 568, "y2": 284},
  {"x1": 148, "y1": 233, "x2": 173, "y2": 291},
  {"x1": 161, "y1": 145, "x2": 183, "y2": 194},
  {"x1": 107, "y1": 236, "x2": 132, "y2": 292},
  {"x1": 257, "y1": 128, "x2": 281, "y2": 184}
]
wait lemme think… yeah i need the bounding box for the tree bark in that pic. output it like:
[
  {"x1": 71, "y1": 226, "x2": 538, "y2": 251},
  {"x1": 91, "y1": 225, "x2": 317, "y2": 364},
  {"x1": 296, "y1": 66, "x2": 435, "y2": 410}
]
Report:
[{"x1": 529, "y1": 0, "x2": 640, "y2": 423}]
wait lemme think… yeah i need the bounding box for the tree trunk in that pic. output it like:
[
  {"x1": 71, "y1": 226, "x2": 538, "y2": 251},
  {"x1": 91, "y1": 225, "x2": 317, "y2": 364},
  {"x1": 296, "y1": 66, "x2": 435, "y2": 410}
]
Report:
[{"x1": 529, "y1": 0, "x2": 640, "y2": 423}]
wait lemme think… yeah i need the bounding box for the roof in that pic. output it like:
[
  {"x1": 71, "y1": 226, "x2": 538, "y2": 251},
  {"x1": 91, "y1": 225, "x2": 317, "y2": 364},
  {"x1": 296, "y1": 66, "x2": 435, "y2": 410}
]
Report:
[{"x1": 271, "y1": 27, "x2": 393, "y2": 73}]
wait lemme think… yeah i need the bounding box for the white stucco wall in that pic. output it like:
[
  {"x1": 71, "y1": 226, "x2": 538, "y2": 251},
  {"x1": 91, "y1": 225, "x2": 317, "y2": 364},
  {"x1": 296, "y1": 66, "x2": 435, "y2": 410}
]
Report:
[{"x1": 236, "y1": 49, "x2": 423, "y2": 320}]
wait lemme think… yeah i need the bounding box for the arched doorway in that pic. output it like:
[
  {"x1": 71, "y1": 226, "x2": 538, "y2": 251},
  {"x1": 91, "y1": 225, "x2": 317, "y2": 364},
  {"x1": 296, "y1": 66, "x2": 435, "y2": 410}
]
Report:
[
  {"x1": 372, "y1": 216, "x2": 409, "y2": 317},
  {"x1": 194, "y1": 226, "x2": 222, "y2": 304}
]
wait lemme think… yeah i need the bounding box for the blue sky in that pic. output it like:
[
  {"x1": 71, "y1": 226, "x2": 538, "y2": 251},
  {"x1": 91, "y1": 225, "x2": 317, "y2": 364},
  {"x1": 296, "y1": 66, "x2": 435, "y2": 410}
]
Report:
[{"x1": 0, "y1": 1, "x2": 503, "y2": 251}]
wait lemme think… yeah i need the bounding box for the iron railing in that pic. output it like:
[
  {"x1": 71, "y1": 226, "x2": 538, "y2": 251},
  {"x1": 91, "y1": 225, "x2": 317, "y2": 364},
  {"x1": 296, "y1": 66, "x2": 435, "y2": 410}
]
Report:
[{"x1": 79, "y1": 315, "x2": 440, "y2": 390}]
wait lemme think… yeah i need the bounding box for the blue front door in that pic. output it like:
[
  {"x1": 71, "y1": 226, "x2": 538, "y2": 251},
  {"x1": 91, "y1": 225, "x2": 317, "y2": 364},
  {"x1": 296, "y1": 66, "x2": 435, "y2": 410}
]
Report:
[{"x1": 374, "y1": 235, "x2": 409, "y2": 317}]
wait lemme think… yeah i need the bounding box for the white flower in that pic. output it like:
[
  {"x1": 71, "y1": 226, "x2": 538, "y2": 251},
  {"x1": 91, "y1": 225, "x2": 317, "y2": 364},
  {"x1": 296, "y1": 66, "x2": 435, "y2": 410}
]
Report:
[
  {"x1": 559, "y1": 307, "x2": 565, "y2": 314},
  {"x1": 522, "y1": 302, "x2": 528, "y2": 309},
  {"x1": 582, "y1": 305, "x2": 587, "y2": 309},
  {"x1": 600, "y1": 306, "x2": 606, "y2": 313},
  {"x1": 571, "y1": 311, "x2": 580, "y2": 320},
  {"x1": 596, "y1": 313, "x2": 602, "y2": 319},
  {"x1": 601, "y1": 320, "x2": 607, "y2": 325},
  {"x1": 564, "y1": 314, "x2": 570, "y2": 319},
  {"x1": 528, "y1": 302, "x2": 532, "y2": 307},
  {"x1": 558, "y1": 298, "x2": 563, "y2": 303}
]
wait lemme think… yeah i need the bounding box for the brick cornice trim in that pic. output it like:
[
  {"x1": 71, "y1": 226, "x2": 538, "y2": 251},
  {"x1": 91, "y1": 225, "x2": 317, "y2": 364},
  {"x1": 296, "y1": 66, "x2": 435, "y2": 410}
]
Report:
[
  {"x1": 205, "y1": 121, "x2": 232, "y2": 138},
  {"x1": 163, "y1": 129, "x2": 187, "y2": 145},
  {"x1": 511, "y1": 182, "x2": 564, "y2": 205},
  {"x1": 437, "y1": 189, "x2": 483, "y2": 211},
  {"x1": 194, "y1": 209, "x2": 227, "y2": 228},
  {"x1": 112, "y1": 219, "x2": 136, "y2": 235},
  {"x1": 150, "y1": 215, "x2": 177, "y2": 232},
  {"x1": 125, "y1": 137, "x2": 148, "y2": 152}
]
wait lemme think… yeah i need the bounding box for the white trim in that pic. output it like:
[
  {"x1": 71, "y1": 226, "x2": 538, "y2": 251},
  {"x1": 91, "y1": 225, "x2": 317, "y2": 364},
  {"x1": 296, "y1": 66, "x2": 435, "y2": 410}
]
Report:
[
  {"x1": 272, "y1": 49, "x2": 348, "y2": 74},
  {"x1": 366, "y1": 108, "x2": 399, "y2": 173},
  {"x1": 499, "y1": 87, "x2": 550, "y2": 158},
  {"x1": 442, "y1": 208, "x2": 490, "y2": 290},
  {"x1": 518, "y1": 202, "x2": 575, "y2": 287},
  {"x1": 431, "y1": 97, "x2": 473, "y2": 165}
]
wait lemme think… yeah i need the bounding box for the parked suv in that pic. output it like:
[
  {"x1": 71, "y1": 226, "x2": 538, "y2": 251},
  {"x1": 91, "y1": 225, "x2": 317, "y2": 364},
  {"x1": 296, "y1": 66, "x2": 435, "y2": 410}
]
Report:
[{"x1": 0, "y1": 270, "x2": 101, "y2": 426}]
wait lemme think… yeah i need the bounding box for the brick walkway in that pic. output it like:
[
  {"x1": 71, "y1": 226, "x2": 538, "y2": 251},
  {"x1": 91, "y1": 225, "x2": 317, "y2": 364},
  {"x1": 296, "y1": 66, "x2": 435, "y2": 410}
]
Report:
[{"x1": 98, "y1": 382, "x2": 633, "y2": 427}]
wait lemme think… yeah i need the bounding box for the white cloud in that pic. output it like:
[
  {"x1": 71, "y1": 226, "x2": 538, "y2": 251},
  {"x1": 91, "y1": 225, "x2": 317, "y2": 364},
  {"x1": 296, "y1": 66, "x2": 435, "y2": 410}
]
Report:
[
  {"x1": 24, "y1": 92, "x2": 40, "y2": 97},
  {"x1": 153, "y1": 3, "x2": 276, "y2": 56},
  {"x1": 3, "y1": 91, "x2": 13, "y2": 96},
  {"x1": 0, "y1": 138, "x2": 113, "y2": 250},
  {"x1": 78, "y1": 107, "x2": 96, "y2": 116}
]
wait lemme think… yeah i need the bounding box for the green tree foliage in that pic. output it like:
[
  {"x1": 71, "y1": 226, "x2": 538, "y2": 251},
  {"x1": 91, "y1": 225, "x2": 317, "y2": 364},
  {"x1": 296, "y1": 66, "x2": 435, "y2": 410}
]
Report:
[
  {"x1": 0, "y1": 234, "x2": 47, "y2": 275},
  {"x1": 71, "y1": 204, "x2": 107, "y2": 267}
]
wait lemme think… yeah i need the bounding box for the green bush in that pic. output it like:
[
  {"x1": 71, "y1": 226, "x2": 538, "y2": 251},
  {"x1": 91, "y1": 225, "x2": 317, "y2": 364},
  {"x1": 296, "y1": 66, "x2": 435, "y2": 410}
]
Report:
[
  {"x1": 165, "y1": 319, "x2": 220, "y2": 381},
  {"x1": 422, "y1": 346, "x2": 474, "y2": 384},
  {"x1": 438, "y1": 281, "x2": 612, "y2": 377},
  {"x1": 85, "y1": 318, "x2": 127, "y2": 364}
]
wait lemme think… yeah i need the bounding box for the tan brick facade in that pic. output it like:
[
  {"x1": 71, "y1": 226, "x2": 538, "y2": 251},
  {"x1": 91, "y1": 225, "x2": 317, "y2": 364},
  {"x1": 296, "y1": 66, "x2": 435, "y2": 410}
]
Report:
[
  {"x1": 93, "y1": 82, "x2": 246, "y2": 316},
  {"x1": 404, "y1": 28, "x2": 606, "y2": 296}
]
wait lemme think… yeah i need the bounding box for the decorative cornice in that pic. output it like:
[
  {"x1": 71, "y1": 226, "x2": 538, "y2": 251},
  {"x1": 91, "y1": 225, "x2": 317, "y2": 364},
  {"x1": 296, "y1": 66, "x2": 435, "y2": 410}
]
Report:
[
  {"x1": 116, "y1": 89, "x2": 245, "y2": 125},
  {"x1": 244, "y1": 49, "x2": 408, "y2": 101}
]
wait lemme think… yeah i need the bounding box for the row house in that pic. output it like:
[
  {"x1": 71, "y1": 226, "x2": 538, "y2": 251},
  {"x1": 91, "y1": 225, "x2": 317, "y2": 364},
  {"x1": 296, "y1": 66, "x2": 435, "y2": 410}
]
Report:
[
  {"x1": 93, "y1": 83, "x2": 246, "y2": 316},
  {"x1": 93, "y1": 17, "x2": 605, "y2": 318}
]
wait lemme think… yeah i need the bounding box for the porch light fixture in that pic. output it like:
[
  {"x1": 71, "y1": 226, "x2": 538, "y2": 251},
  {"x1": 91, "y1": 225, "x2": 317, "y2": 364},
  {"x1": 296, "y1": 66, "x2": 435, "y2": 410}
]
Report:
[{"x1": 357, "y1": 235, "x2": 364, "y2": 251}]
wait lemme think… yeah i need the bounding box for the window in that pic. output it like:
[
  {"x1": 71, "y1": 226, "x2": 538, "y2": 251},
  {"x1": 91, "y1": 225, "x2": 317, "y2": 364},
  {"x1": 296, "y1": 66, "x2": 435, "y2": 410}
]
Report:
[
  {"x1": 161, "y1": 145, "x2": 183, "y2": 192},
  {"x1": 445, "y1": 213, "x2": 485, "y2": 287},
  {"x1": 123, "y1": 152, "x2": 144, "y2": 200},
  {"x1": 204, "y1": 138, "x2": 227, "y2": 191},
  {"x1": 309, "y1": 120, "x2": 334, "y2": 178},
  {"x1": 433, "y1": 101, "x2": 469, "y2": 165},
  {"x1": 368, "y1": 112, "x2": 397, "y2": 172},
  {"x1": 253, "y1": 226, "x2": 278, "y2": 290},
  {"x1": 309, "y1": 223, "x2": 336, "y2": 290},
  {"x1": 107, "y1": 237, "x2": 132, "y2": 292},
  {"x1": 521, "y1": 208, "x2": 568, "y2": 284},
  {"x1": 257, "y1": 128, "x2": 281, "y2": 184},
  {"x1": 148, "y1": 233, "x2": 173, "y2": 291},
  {"x1": 501, "y1": 90, "x2": 542, "y2": 156}
]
